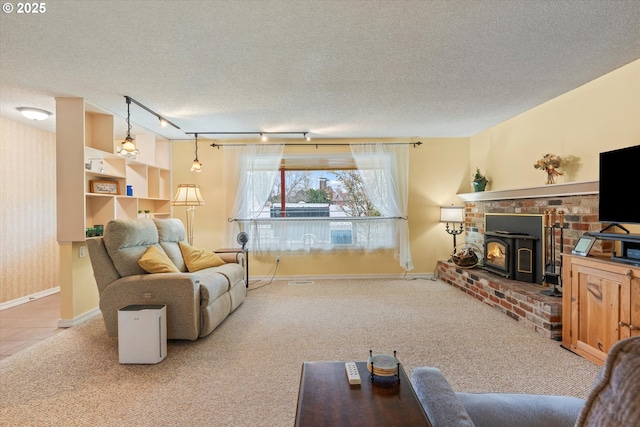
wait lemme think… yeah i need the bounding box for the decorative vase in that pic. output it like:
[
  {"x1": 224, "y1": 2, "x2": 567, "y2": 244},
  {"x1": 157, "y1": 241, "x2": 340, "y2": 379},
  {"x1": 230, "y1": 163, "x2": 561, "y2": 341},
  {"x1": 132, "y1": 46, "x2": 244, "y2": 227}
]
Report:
[
  {"x1": 472, "y1": 178, "x2": 488, "y2": 192},
  {"x1": 545, "y1": 166, "x2": 561, "y2": 185}
]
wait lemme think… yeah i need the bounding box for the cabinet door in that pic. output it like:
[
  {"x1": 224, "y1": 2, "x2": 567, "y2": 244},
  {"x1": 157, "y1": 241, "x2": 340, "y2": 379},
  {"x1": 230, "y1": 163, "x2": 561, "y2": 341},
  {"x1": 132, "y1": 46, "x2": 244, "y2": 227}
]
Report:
[
  {"x1": 623, "y1": 276, "x2": 640, "y2": 338},
  {"x1": 572, "y1": 264, "x2": 627, "y2": 362}
]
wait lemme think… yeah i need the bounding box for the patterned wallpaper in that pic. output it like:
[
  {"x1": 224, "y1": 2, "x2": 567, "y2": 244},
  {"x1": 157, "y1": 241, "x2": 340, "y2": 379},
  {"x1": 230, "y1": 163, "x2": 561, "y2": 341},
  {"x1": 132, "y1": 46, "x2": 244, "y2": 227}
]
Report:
[{"x1": 0, "y1": 117, "x2": 59, "y2": 303}]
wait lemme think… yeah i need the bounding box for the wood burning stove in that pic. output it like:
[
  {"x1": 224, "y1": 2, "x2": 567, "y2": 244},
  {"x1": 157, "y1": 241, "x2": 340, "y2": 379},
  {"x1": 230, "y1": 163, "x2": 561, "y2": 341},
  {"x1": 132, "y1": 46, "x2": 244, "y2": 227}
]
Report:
[
  {"x1": 484, "y1": 232, "x2": 536, "y2": 282},
  {"x1": 483, "y1": 214, "x2": 545, "y2": 284}
]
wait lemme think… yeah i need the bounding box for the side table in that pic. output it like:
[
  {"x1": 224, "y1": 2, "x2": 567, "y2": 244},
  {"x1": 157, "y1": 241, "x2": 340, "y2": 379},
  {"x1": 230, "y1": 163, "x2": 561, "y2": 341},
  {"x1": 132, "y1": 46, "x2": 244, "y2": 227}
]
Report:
[{"x1": 215, "y1": 247, "x2": 249, "y2": 287}]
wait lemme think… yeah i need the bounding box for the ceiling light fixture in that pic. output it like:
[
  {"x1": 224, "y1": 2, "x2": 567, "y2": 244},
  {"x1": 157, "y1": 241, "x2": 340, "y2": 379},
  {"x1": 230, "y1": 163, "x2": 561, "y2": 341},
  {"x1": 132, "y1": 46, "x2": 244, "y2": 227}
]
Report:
[
  {"x1": 117, "y1": 97, "x2": 140, "y2": 158},
  {"x1": 191, "y1": 133, "x2": 202, "y2": 172},
  {"x1": 159, "y1": 118, "x2": 168, "y2": 127},
  {"x1": 16, "y1": 107, "x2": 52, "y2": 121},
  {"x1": 304, "y1": 132, "x2": 311, "y2": 142}
]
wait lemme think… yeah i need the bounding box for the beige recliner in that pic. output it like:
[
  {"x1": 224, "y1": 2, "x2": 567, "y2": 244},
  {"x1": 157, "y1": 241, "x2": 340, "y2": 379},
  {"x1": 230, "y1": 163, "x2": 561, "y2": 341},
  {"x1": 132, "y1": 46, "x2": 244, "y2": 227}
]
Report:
[{"x1": 87, "y1": 218, "x2": 246, "y2": 340}]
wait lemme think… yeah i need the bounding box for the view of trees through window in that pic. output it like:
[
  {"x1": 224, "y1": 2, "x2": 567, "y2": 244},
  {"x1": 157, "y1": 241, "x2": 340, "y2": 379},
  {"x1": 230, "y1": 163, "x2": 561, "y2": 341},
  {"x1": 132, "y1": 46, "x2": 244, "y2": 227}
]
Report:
[{"x1": 266, "y1": 170, "x2": 380, "y2": 218}]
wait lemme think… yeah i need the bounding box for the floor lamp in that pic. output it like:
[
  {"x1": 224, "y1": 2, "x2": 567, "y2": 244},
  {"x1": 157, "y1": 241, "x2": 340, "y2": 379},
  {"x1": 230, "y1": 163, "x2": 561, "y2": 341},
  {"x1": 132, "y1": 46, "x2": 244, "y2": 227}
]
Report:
[
  {"x1": 171, "y1": 184, "x2": 206, "y2": 246},
  {"x1": 440, "y1": 205, "x2": 465, "y2": 253}
]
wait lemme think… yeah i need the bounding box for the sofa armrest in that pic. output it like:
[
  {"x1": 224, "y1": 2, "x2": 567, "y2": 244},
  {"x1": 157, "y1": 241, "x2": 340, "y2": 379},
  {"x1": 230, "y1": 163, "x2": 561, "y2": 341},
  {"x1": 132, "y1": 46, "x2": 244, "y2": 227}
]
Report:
[
  {"x1": 455, "y1": 392, "x2": 584, "y2": 427},
  {"x1": 214, "y1": 250, "x2": 244, "y2": 265},
  {"x1": 411, "y1": 367, "x2": 475, "y2": 427},
  {"x1": 100, "y1": 273, "x2": 201, "y2": 340}
]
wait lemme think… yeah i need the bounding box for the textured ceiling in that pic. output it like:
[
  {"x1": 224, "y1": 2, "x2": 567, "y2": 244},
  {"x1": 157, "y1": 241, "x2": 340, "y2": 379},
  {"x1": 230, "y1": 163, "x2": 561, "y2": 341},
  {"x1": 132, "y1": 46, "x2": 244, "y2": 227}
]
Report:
[{"x1": 1, "y1": 0, "x2": 639, "y2": 142}]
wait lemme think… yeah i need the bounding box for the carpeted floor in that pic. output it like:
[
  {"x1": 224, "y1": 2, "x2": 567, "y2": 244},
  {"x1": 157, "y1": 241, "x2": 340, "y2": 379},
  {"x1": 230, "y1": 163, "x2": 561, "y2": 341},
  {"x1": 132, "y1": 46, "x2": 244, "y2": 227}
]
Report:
[{"x1": 0, "y1": 279, "x2": 600, "y2": 426}]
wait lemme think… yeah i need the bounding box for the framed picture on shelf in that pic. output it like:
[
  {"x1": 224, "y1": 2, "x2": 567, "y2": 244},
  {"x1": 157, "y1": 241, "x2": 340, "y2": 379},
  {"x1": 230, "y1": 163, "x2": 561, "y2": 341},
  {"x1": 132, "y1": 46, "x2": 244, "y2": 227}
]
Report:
[{"x1": 90, "y1": 180, "x2": 119, "y2": 195}]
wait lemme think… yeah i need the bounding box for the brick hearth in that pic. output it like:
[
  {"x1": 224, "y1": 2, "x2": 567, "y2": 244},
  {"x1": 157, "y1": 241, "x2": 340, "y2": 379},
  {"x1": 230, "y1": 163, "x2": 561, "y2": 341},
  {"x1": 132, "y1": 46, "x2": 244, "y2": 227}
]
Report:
[{"x1": 437, "y1": 261, "x2": 562, "y2": 340}]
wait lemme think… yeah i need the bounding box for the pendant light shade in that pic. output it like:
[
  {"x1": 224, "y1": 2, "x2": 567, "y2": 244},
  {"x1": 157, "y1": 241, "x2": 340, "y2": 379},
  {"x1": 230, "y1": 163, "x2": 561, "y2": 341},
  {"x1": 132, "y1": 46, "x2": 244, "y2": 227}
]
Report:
[
  {"x1": 117, "y1": 96, "x2": 140, "y2": 158},
  {"x1": 190, "y1": 133, "x2": 202, "y2": 172}
]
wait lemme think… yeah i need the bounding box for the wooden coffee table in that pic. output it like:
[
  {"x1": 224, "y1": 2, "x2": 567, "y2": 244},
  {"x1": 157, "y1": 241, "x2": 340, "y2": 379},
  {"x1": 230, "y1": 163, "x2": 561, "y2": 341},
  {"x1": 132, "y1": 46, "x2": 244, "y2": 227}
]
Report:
[{"x1": 295, "y1": 361, "x2": 432, "y2": 426}]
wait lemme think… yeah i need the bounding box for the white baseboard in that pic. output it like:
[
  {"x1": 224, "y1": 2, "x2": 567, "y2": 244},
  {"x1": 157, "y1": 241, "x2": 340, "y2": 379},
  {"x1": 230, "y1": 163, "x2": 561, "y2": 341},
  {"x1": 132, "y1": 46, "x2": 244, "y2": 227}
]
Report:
[
  {"x1": 250, "y1": 273, "x2": 435, "y2": 283},
  {"x1": 0, "y1": 287, "x2": 60, "y2": 311},
  {"x1": 58, "y1": 307, "x2": 101, "y2": 328}
]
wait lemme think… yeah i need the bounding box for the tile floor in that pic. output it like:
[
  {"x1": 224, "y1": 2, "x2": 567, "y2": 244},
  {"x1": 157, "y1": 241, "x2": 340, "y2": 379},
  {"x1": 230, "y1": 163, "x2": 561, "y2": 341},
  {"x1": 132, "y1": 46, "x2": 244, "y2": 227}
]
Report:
[{"x1": 0, "y1": 293, "x2": 64, "y2": 361}]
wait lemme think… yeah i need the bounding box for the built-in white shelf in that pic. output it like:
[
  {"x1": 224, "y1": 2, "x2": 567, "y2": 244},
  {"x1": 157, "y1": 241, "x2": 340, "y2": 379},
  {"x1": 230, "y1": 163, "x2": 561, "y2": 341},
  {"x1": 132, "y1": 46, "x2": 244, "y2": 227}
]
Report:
[{"x1": 457, "y1": 180, "x2": 599, "y2": 202}]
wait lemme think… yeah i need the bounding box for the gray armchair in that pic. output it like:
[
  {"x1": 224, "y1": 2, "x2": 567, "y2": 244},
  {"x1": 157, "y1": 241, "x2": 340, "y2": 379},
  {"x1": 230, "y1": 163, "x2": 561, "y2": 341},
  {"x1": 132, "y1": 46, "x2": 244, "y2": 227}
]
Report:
[{"x1": 411, "y1": 336, "x2": 640, "y2": 427}]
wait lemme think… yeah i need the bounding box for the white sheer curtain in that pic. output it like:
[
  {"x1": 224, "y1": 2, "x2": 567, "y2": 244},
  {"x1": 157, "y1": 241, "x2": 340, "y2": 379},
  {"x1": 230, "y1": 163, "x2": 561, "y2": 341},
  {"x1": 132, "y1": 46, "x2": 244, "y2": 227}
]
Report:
[
  {"x1": 225, "y1": 144, "x2": 284, "y2": 250},
  {"x1": 350, "y1": 143, "x2": 414, "y2": 271}
]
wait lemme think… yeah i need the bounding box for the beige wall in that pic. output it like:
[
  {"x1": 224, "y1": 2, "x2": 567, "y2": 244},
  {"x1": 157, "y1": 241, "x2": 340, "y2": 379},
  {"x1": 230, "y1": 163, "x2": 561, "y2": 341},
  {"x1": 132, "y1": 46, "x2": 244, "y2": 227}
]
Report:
[
  {"x1": 470, "y1": 59, "x2": 640, "y2": 190},
  {"x1": 172, "y1": 137, "x2": 470, "y2": 277},
  {"x1": 0, "y1": 117, "x2": 59, "y2": 303}
]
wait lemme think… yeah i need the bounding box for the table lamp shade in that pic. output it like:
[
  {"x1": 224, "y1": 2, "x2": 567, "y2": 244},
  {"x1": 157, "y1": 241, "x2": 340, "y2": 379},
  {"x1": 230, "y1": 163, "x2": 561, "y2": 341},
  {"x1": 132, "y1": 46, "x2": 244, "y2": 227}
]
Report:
[
  {"x1": 172, "y1": 184, "x2": 206, "y2": 206},
  {"x1": 440, "y1": 206, "x2": 464, "y2": 223}
]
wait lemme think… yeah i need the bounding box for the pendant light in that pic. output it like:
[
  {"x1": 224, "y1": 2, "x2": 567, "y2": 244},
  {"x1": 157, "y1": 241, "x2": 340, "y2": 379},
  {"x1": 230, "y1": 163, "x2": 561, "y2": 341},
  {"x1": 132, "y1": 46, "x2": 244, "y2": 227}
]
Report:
[
  {"x1": 117, "y1": 96, "x2": 140, "y2": 158},
  {"x1": 191, "y1": 133, "x2": 202, "y2": 172}
]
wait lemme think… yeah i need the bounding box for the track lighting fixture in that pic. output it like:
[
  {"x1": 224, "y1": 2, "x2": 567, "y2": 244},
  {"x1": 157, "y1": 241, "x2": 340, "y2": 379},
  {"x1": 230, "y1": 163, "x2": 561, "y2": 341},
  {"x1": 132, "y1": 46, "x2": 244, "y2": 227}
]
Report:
[
  {"x1": 125, "y1": 95, "x2": 180, "y2": 130},
  {"x1": 117, "y1": 97, "x2": 140, "y2": 158},
  {"x1": 185, "y1": 131, "x2": 310, "y2": 142},
  {"x1": 191, "y1": 134, "x2": 202, "y2": 172}
]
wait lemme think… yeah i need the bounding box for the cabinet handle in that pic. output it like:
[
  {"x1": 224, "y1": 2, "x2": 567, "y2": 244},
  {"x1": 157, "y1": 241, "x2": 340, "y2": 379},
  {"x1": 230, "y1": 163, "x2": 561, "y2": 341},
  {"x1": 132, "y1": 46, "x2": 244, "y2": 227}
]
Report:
[
  {"x1": 626, "y1": 270, "x2": 633, "y2": 279},
  {"x1": 619, "y1": 321, "x2": 630, "y2": 328},
  {"x1": 630, "y1": 324, "x2": 640, "y2": 331}
]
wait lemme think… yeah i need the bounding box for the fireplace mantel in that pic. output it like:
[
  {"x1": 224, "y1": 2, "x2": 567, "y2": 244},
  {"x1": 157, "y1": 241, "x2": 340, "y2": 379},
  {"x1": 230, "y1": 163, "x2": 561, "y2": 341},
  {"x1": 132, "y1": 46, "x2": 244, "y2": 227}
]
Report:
[{"x1": 457, "y1": 180, "x2": 598, "y2": 202}]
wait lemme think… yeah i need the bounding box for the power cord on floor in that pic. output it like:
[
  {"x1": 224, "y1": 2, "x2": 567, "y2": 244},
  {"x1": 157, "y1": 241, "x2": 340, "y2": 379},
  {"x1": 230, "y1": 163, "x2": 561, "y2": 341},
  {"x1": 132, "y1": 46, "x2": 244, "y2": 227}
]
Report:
[
  {"x1": 402, "y1": 267, "x2": 439, "y2": 281},
  {"x1": 247, "y1": 258, "x2": 280, "y2": 291}
]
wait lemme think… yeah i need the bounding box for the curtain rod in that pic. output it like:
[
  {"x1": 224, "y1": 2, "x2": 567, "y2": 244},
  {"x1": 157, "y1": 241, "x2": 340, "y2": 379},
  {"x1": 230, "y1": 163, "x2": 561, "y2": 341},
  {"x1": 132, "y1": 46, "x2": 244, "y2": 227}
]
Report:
[
  {"x1": 209, "y1": 141, "x2": 422, "y2": 149},
  {"x1": 229, "y1": 216, "x2": 407, "y2": 222}
]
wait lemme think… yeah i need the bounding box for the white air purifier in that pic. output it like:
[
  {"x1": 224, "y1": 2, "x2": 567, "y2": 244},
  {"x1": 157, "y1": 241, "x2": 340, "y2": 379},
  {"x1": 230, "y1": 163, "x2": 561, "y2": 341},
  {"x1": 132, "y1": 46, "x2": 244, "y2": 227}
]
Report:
[{"x1": 118, "y1": 304, "x2": 167, "y2": 364}]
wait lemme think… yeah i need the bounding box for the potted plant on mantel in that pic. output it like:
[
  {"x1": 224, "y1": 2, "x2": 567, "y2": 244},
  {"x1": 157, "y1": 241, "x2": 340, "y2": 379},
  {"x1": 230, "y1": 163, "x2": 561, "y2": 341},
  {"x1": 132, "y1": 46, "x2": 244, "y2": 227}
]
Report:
[{"x1": 472, "y1": 168, "x2": 488, "y2": 192}]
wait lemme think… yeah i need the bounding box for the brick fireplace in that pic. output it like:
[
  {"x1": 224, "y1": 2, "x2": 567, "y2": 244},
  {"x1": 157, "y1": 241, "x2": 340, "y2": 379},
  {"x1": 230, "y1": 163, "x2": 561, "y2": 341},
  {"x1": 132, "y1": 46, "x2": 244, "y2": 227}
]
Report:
[{"x1": 437, "y1": 181, "x2": 611, "y2": 340}]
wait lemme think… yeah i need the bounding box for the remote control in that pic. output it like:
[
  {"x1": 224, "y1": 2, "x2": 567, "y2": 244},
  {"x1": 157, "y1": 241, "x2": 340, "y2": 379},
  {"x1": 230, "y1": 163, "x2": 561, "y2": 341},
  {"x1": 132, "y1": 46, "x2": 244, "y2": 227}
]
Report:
[{"x1": 345, "y1": 362, "x2": 361, "y2": 385}]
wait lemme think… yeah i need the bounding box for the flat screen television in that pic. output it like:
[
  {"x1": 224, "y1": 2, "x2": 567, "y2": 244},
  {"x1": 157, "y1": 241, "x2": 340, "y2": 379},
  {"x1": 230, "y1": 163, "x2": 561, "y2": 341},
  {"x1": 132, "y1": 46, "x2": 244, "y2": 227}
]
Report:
[{"x1": 598, "y1": 145, "x2": 640, "y2": 226}]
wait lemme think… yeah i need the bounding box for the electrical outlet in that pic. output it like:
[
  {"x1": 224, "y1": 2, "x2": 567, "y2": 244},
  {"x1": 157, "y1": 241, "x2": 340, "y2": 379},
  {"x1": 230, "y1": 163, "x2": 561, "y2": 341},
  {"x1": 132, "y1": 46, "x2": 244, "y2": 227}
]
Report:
[
  {"x1": 276, "y1": 256, "x2": 281, "y2": 263},
  {"x1": 79, "y1": 246, "x2": 86, "y2": 258}
]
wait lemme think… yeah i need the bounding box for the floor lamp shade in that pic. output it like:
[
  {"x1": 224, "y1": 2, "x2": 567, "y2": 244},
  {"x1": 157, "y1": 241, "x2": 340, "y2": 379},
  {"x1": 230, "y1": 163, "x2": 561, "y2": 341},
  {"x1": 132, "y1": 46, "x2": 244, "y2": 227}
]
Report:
[
  {"x1": 171, "y1": 184, "x2": 206, "y2": 207},
  {"x1": 171, "y1": 184, "x2": 206, "y2": 245}
]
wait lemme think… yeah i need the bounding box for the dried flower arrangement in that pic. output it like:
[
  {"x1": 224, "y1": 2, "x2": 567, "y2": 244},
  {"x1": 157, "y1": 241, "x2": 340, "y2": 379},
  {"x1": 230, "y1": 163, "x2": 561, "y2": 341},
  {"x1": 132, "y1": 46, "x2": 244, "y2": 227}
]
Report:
[{"x1": 534, "y1": 153, "x2": 563, "y2": 184}]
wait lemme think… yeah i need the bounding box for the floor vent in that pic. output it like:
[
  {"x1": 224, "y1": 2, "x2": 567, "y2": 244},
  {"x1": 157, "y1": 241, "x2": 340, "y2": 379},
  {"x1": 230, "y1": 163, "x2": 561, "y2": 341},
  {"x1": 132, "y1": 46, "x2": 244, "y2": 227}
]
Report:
[{"x1": 288, "y1": 280, "x2": 315, "y2": 285}]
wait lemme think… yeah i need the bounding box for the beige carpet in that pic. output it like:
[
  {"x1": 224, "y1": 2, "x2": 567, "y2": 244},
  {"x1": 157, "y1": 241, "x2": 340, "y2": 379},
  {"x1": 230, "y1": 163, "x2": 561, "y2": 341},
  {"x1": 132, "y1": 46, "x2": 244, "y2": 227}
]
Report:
[{"x1": 0, "y1": 279, "x2": 600, "y2": 426}]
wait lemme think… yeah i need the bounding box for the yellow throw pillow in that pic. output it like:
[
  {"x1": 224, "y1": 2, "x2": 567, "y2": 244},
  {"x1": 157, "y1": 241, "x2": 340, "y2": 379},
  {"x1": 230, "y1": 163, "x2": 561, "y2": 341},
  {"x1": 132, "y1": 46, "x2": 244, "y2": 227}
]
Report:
[
  {"x1": 179, "y1": 242, "x2": 226, "y2": 272},
  {"x1": 138, "y1": 245, "x2": 180, "y2": 273}
]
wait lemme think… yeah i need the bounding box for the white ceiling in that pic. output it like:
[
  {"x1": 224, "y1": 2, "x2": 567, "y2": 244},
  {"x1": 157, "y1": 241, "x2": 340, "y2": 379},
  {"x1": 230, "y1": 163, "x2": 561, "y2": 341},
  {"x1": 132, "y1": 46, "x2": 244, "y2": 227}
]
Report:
[{"x1": 1, "y1": 0, "x2": 639, "y2": 142}]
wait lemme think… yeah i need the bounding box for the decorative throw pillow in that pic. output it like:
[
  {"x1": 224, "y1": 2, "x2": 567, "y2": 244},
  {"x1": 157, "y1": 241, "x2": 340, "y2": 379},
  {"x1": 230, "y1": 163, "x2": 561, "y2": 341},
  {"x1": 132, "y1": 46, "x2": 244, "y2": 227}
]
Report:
[
  {"x1": 179, "y1": 242, "x2": 226, "y2": 272},
  {"x1": 138, "y1": 245, "x2": 180, "y2": 273}
]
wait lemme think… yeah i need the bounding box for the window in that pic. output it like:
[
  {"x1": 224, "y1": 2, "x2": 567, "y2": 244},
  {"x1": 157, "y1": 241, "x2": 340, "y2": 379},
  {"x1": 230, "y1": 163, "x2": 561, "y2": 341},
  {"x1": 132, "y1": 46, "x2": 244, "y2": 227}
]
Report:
[
  {"x1": 249, "y1": 169, "x2": 395, "y2": 251},
  {"x1": 225, "y1": 144, "x2": 414, "y2": 270}
]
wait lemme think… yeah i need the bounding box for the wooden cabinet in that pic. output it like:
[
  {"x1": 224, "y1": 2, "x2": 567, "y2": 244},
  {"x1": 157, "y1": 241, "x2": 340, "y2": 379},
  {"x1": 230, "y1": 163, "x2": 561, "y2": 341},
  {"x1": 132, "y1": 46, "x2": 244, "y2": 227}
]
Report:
[
  {"x1": 56, "y1": 98, "x2": 172, "y2": 242},
  {"x1": 562, "y1": 254, "x2": 640, "y2": 365}
]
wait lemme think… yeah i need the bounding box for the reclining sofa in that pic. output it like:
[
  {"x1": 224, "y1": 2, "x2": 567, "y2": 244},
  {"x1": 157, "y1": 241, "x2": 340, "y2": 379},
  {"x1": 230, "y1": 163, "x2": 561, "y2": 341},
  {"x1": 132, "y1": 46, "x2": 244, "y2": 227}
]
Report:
[
  {"x1": 411, "y1": 335, "x2": 640, "y2": 427},
  {"x1": 86, "y1": 218, "x2": 246, "y2": 340}
]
